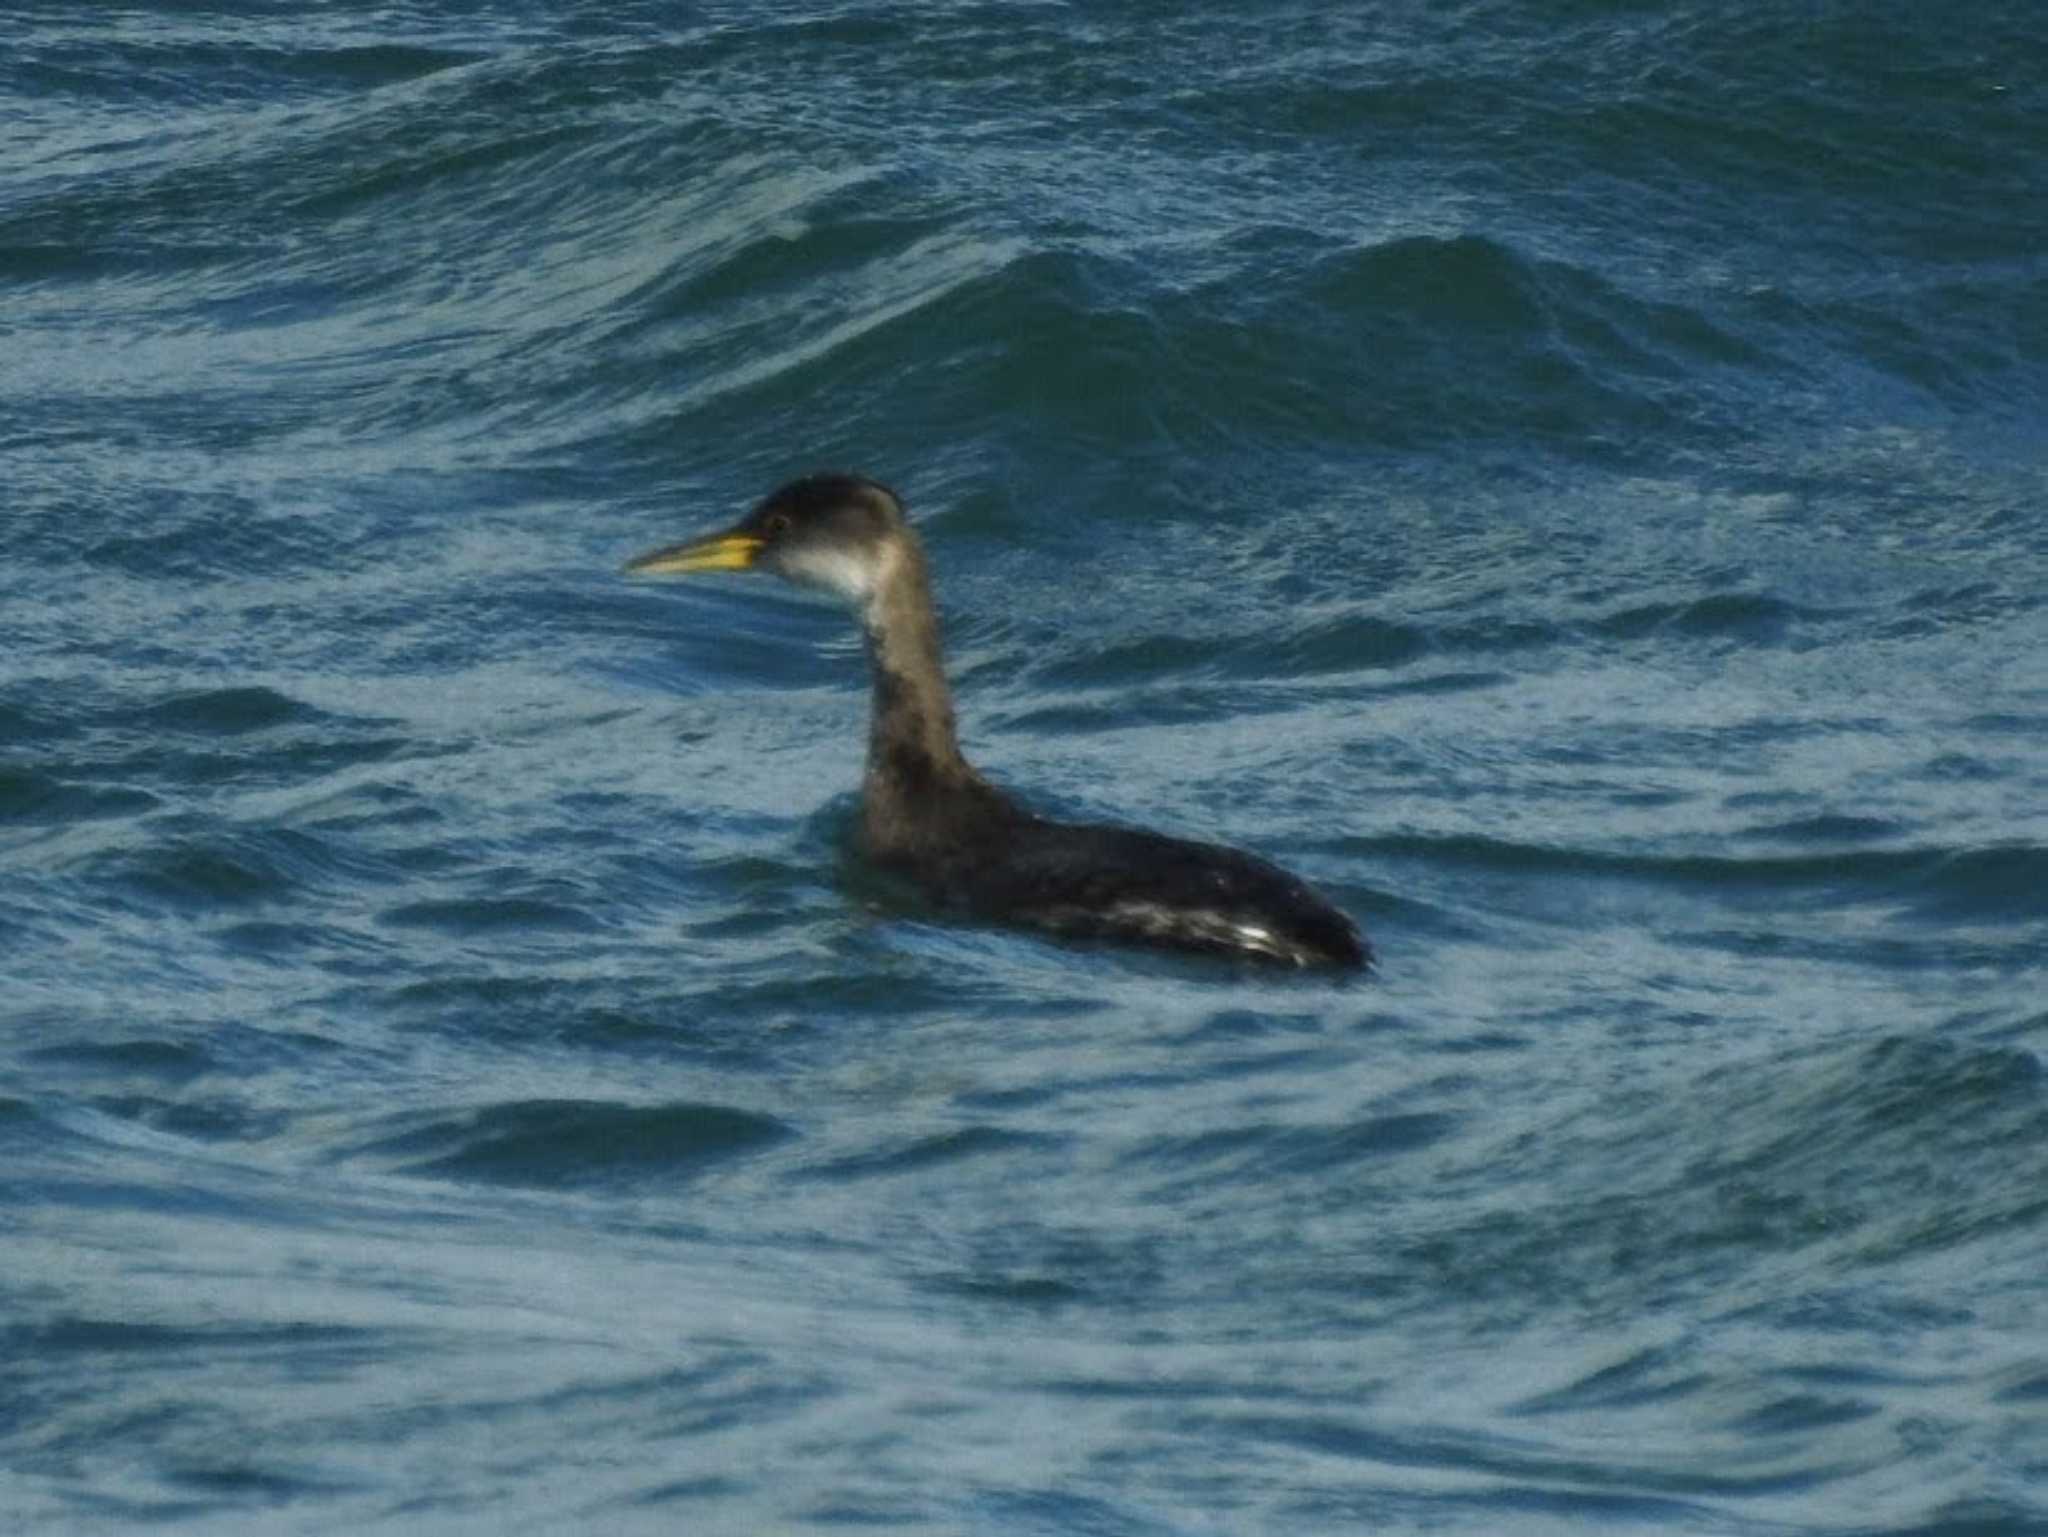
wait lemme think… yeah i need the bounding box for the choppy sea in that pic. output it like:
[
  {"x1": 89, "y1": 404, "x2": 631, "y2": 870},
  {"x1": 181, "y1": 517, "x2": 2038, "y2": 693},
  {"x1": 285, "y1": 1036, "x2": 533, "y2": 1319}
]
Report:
[{"x1": 5, "y1": 3, "x2": 2047, "y2": 1532}]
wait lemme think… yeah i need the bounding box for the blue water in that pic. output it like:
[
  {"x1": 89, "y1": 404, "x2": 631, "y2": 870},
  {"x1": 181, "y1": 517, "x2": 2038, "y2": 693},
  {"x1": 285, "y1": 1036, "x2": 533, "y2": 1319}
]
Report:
[{"x1": 6, "y1": 3, "x2": 2047, "y2": 1531}]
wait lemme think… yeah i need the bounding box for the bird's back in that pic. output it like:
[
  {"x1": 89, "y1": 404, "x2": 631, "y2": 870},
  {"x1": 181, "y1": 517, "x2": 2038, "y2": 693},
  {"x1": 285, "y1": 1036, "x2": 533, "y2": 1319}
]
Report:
[{"x1": 892, "y1": 809, "x2": 1369, "y2": 969}]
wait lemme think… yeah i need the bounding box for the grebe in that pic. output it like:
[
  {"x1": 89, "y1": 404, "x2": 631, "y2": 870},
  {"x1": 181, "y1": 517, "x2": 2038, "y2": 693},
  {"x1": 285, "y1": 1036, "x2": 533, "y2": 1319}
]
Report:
[{"x1": 625, "y1": 474, "x2": 1369, "y2": 970}]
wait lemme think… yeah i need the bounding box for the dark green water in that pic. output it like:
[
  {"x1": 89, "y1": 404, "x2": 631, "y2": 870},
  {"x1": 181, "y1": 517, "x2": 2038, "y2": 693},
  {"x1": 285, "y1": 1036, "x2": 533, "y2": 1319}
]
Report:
[{"x1": 5, "y1": 3, "x2": 2046, "y2": 1532}]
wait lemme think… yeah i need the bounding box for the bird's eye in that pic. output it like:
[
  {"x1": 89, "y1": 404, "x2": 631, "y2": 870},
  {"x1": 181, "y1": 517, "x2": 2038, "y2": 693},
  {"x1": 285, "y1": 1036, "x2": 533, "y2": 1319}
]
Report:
[{"x1": 763, "y1": 512, "x2": 792, "y2": 538}]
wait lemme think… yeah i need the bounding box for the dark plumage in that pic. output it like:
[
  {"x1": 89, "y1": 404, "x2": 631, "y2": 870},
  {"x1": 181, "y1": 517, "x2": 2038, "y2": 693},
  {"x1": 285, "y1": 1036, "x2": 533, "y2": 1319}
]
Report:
[{"x1": 625, "y1": 473, "x2": 1370, "y2": 970}]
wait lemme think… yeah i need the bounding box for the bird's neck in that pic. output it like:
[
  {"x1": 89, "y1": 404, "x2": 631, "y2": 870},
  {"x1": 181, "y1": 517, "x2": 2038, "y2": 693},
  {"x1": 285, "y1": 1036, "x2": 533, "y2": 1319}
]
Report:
[{"x1": 857, "y1": 537, "x2": 986, "y2": 853}]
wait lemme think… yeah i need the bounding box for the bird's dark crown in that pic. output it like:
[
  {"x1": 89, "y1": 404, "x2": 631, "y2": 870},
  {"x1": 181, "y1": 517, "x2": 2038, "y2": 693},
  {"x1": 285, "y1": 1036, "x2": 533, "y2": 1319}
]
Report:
[{"x1": 741, "y1": 473, "x2": 905, "y2": 553}]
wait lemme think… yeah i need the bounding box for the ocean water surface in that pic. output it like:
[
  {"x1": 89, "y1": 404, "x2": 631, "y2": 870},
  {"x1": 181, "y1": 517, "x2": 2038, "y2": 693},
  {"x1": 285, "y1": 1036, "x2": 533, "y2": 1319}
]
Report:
[{"x1": 5, "y1": 2, "x2": 2047, "y2": 1532}]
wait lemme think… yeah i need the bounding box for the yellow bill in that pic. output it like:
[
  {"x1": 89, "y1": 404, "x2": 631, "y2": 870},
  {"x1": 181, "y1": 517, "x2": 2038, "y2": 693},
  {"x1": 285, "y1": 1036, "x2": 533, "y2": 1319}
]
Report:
[{"x1": 623, "y1": 530, "x2": 764, "y2": 576}]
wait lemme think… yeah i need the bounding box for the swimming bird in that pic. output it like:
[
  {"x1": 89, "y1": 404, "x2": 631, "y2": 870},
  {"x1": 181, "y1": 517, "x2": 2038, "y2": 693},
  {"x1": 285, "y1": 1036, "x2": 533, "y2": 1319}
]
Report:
[{"x1": 625, "y1": 474, "x2": 1369, "y2": 970}]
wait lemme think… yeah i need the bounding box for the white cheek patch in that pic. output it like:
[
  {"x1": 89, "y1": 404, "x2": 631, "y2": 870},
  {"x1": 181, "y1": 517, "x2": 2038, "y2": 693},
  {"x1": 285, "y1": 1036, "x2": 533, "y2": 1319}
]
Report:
[{"x1": 778, "y1": 545, "x2": 876, "y2": 605}]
